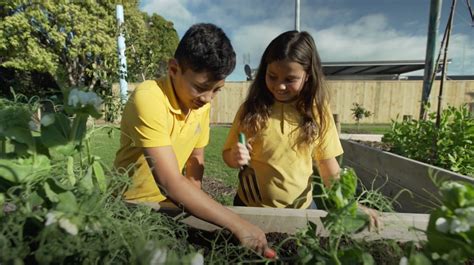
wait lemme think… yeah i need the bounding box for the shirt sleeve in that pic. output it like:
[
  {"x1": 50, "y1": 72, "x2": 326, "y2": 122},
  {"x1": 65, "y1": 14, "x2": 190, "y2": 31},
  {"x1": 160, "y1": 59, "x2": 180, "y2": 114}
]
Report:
[
  {"x1": 195, "y1": 106, "x2": 211, "y2": 148},
  {"x1": 313, "y1": 105, "x2": 344, "y2": 160},
  {"x1": 222, "y1": 106, "x2": 243, "y2": 152},
  {"x1": 124, "y1": 87, "x2": 172, "y2": 148}
]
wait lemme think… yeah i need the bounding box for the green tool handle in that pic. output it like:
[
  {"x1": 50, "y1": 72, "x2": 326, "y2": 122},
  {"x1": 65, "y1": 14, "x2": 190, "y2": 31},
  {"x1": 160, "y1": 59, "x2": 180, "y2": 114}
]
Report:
[{"x1": 238, "y1": 133, "x2": 246, "y2": 144}]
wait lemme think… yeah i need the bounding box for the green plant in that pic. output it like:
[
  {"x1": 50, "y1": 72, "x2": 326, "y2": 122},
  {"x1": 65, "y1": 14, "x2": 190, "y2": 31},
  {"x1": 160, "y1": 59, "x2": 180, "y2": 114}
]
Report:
[
  {"x1": 400, "y1": 180, "x2": 474, "y2": 265},
  {"x1": 294, "y1": 168, "x2": 388, "y2": 264},
  {"x1": 382, "y1": 105, "x2": 474, "y2": 176},
  {"x1": 0, "y1": 89, "x2": 203, "y2": 264},
  {"x1": 351, "y1": 103, "x2": 373, "y2": 131}
]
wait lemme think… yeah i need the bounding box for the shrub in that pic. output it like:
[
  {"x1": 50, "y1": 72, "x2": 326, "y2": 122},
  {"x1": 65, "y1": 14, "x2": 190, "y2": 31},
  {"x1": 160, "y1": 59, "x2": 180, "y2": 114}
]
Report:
[{"x1": 382, "y1": 105, "x2": 474, "y2": 177}]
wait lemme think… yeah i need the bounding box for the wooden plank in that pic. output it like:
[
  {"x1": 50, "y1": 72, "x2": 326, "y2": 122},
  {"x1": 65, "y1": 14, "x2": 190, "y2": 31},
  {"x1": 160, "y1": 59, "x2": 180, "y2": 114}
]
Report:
[{"x1": 129, "y1": 201, "x2": 429, "y2": 242}]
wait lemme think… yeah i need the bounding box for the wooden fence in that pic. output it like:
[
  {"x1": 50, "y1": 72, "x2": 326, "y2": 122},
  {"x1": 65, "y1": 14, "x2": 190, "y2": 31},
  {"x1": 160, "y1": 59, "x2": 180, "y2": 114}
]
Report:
[
  {"x1": 211, "y1": 80, "x2": 474, "y2": 124},
  {"x1": 113, "y1": 80, "x2": 474, "y2": 124}
]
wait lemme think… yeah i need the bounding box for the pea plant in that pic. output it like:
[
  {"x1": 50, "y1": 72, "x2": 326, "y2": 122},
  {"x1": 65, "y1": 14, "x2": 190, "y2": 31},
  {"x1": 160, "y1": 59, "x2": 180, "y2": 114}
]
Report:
[
  {"x1": 0, "y1": 89, "x2": 202, "y2": 264},
  {"x1": 401, "y1": 180, "x2": 474, "y2": 265},
  {"x1": 293, "y1": 168, "x2": 384, "y2": 264},
  {"x1": 382, "y1": 105, "x2": 474, "y2": 176}
]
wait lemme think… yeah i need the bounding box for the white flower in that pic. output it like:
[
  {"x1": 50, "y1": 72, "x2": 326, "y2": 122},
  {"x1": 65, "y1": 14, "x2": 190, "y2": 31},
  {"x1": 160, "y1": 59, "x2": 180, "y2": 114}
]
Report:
[
  {"x1": 59, "y1": 217, "x2": 78, "y2": 235},
  {"x1": 45, "y1": 212, "x2": 58, "y2": 226},
  {"x1": 190, "y1": 253, "x2": 204, "y2": 265},
  {"x1": 435, "y1": 217, "x2": 449, "y2": 233},
  {"x1": 150, "y1": 248, "x2": 167, "y2": 265},
  {"x1": 450, "y1": 218, "x2": 470, "y2": 233},
  {"x1": 399, "y1": 256, "x2": 408, "y2": 265},
  {"x1": 40, "y1": 114, "x2": 55, "y2": 127},
  {"x1": 455, "y1": 207, "x2": 474, "y2": 223},
  {"x1": 68, "y1": 89, "x2": 80, "y2": 107},
  {"x1": 68, "y1": 89, "x2": 103, "y2": 112}
]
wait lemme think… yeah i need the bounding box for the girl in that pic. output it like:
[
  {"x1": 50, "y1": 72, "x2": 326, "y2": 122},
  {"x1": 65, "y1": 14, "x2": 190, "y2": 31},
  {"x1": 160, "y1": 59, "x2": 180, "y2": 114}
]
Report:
[
  {"x1": 223, "y1": 30, "x2": 338, "y2": 209},
  {"x1": 222, "y1": 31, "x2": 378, "y2": 228}
]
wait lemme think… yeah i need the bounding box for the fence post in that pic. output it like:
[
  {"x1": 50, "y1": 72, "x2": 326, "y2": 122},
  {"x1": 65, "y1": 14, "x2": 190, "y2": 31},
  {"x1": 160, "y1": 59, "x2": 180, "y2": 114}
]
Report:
[
  {"x1": 333, "y1": 114, "x2": 341, "y2": 135},
  {"x1": 403, "y1": 115, "x2": 413, "y2": 122}
]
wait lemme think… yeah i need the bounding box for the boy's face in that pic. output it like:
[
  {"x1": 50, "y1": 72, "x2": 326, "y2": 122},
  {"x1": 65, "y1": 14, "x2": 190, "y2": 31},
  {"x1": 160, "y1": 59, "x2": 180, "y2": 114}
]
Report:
[{"x1": 169, "y1": 59, "x2": 225, "y2": 114}]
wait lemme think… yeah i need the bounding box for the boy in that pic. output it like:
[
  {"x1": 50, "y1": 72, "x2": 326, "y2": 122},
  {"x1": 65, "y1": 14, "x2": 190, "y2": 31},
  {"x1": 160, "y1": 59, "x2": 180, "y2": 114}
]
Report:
[{"x1": 114, "y1": 23, "x2": 270, "y2": 255}]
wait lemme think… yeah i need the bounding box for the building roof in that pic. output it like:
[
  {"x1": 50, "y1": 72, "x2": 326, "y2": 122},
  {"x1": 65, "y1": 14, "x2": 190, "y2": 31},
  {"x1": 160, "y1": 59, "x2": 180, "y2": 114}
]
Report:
[
  {"x1": 322, "y1": 60, "x2": 432, "y2": 76},
  {"x1": 245, "y1": 59, "x2": 454, "y2": 80}
]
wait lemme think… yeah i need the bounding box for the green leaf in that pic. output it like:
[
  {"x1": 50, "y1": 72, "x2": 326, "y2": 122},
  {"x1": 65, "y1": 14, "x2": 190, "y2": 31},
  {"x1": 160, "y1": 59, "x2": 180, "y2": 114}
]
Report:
[
  {"x1": 92, "y1": 160, "x2": 106, "y2": 192},
  {"x1": 79, "y1": 166, "x2": 94, "y2": 193},
  {"x1": 66, "y1": 156, "x2": 76, "y2": 185},
  {"x1": 40, "y1": 113, "x2": 71, "y2": 148},
  {"x1": 43, "y1": 181, "x2": 59, "y2": 203},
  {"x1": 56, "y1": 191, "x2": 78, "y2": 213},
  {"x1": 0, "y1": 155, "x2": 51, "y2": 183}
]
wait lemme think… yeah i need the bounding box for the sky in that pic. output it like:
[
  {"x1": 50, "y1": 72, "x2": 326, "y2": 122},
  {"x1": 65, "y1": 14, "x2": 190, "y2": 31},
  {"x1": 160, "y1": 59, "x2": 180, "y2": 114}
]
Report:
[{"x1": 139, "y1": 0, "x2": 474, "y2": 81}]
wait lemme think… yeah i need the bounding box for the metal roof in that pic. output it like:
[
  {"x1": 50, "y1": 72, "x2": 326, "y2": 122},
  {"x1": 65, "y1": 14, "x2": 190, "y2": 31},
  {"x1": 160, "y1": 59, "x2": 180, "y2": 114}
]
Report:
[{"x1": 322, "y1": 59, "x2": 449, "y2": 76}]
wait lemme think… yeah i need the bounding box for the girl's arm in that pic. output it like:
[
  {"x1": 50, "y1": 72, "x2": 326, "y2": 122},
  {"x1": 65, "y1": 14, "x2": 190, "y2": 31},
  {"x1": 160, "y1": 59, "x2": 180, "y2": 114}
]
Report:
[{"x1": 315, "y1": 157, "x2": 341, "y2": 188}]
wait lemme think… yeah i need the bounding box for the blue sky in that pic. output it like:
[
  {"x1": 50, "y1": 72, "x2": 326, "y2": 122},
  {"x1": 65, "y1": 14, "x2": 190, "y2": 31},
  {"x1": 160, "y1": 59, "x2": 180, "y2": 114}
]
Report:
[{"x1": 140, "y1": 0, "x2": 474, "y2": 81}]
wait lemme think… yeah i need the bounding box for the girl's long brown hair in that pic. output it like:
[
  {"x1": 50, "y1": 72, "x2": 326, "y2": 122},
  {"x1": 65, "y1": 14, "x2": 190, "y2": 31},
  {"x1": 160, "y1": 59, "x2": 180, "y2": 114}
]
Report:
[{"x1": 239, "y1": 30, "x2": 329, "y2": 146}]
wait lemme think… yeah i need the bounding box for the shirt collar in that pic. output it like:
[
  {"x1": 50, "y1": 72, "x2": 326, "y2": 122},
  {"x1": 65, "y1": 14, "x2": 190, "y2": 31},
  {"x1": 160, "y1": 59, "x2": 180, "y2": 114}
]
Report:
[{"x1": 158, "y1": 74, "x2": 209, "y2": 116}]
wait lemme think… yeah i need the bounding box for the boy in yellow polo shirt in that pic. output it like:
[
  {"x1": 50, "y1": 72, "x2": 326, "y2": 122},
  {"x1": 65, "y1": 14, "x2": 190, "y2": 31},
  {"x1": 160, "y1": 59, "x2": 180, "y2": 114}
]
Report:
[{"x1": 114, "y1": 23, "x2": 271, "y2": 255}]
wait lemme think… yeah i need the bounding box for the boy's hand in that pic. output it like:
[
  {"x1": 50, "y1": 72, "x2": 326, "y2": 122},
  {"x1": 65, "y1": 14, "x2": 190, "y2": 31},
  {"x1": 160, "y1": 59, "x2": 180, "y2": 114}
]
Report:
[
  {"x1": 233, "y1": 220, "x2": 271, "y2": 256},
  {"x1": 230, "y1": 142, "x2": 252, "y2": 167}
]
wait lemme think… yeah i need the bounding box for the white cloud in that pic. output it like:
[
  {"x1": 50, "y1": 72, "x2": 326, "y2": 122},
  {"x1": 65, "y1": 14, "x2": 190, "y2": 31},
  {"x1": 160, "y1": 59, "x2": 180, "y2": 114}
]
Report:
[
  {"x1": 141, "y1": 0, "x2": 195, "y2": 36},
  {"x1": 313, "y1": 14, "x2": 427, "y2": 62}
]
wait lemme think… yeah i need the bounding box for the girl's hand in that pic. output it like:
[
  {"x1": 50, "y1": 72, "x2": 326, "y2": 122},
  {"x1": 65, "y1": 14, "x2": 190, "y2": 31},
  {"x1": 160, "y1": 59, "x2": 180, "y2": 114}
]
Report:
[
  {"x1": 230, "y1": 142, "x2": 252, "y2": 167},
  {"x1": 358, "y1": 204, "x2": 382, "y2": 232}
]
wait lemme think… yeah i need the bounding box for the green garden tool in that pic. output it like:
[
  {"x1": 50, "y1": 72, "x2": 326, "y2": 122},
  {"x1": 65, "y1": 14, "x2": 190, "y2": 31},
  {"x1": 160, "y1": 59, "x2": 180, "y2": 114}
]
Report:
[{"x1": 238, "y1": 133, "x2": 261, "y2": 203}]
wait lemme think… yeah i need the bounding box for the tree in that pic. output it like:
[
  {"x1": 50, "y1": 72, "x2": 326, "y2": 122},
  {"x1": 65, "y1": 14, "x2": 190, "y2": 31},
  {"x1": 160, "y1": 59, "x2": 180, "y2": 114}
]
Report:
[
  {"x1": 351, "y1": 102, "x2": 373, "y2": 132},
  {"x1": 0, "y1": 1, "x2": 178, "y2": 98},
  {"x1": 124, "y1": 11, "x2": 179, "y2": 82},
  {"x1": 0, "y1": 2, "x2": 117, "y2": 91}
]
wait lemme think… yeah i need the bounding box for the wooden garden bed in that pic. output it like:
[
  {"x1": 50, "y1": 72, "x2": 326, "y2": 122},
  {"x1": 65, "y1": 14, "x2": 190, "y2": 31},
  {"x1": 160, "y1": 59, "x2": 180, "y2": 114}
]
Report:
[{"x1": 340, "y1": 139, "x2": 474, "y2": 213}]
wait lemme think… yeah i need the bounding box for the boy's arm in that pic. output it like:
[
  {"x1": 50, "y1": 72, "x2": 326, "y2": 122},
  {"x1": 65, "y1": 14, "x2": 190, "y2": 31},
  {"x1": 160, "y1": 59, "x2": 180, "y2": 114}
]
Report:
[
  {"x1": 143, "y1": 146, "x2": 270, "y2": 254},
  {"x1": 185, "y1": 148, "x2": 204, "y2": 189}
]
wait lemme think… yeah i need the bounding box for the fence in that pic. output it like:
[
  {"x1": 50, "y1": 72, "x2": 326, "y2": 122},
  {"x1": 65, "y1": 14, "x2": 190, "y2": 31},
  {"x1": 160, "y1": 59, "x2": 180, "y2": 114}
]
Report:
[
  {"x1": 113, "y1": 80, "x2": 474, "y2": 124},
  {"x1": 211, "y1": 80, "x2": 474, "y2": 124}
]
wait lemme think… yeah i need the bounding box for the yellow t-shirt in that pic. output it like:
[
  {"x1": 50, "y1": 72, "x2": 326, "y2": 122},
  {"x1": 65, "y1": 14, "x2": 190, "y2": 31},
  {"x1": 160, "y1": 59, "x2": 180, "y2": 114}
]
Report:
[
  {"x1": 114, "y1": 76, "x2": 210, "y2": 202},
  {"x1": 223, "y1": 101, "x2": 343, "y2": 208}
]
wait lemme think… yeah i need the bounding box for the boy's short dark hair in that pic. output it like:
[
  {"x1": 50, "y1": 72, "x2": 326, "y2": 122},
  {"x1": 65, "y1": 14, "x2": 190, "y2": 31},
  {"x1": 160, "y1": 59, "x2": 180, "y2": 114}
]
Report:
[{"x1": 174, "y1": 23, "x2": 236, "y2": 80}]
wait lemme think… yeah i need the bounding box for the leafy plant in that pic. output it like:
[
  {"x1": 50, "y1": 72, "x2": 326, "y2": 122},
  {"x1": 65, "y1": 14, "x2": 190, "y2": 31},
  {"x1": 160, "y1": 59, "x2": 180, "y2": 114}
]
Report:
[
  {"x1": 400, "y1": 180, "x2": 474, "y2": 265},
  {"x1": 0, "y1": 89, "x2": 203, "y2": 264},
  {"x1": 382, "y1": 105, "x2": 474, "y2": 176},
  {"x1": 294, "y1": 168, "x2": 388, "y2": 264},
  {"x1": 351, "y1": 103, "x2": 373, "y2": 132}
]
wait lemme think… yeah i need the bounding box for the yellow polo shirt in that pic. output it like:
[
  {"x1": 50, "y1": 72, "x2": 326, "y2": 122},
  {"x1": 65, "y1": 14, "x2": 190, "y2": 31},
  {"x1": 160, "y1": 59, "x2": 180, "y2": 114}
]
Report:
[
  {"x1": 114, "y1": 76, "x2": 210, "y2": 202},
  {"x1": 223, "y1": 101, "x2": 343, "y2": 208}
]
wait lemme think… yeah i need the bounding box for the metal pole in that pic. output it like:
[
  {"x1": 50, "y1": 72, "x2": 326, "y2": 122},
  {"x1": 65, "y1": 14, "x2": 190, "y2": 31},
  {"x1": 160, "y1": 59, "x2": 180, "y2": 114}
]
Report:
[
  {"x1": 116, "y1": 5, "x2": 128, "y2": 104},
  {"x1": 295, "y1": 0, "x2": 300, "y2": 31},
  {"x1": 420, "y1": 0, "x2": 442, "y2": 120},
  {"x1": 436, "y1": 0, "x2": 457, "y2": 128}
]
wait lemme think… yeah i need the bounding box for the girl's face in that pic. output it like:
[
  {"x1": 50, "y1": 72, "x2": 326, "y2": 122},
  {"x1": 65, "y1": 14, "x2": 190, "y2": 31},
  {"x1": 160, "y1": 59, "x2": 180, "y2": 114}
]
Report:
[{"x1": 265, "y1": 59, "x2": 308, "y2": 103}]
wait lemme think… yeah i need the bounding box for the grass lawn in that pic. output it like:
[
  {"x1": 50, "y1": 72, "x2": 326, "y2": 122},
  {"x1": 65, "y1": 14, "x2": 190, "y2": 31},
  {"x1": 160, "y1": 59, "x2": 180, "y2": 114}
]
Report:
[{"x1": 341, "y1": 123, "x2": 391, "y2": 134}]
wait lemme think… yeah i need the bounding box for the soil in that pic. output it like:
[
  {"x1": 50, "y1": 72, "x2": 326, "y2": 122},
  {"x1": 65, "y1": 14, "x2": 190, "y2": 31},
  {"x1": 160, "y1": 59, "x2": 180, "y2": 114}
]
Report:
[
  {"x1": 185, "y1": 228, "x2": 474, "y2": 264},
  {"x1": 201, "y1": 176, "x2": 236, "y2": 200},
  {"x1": 354, "y1": 140, "x2": 392, "y2": 152}
]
